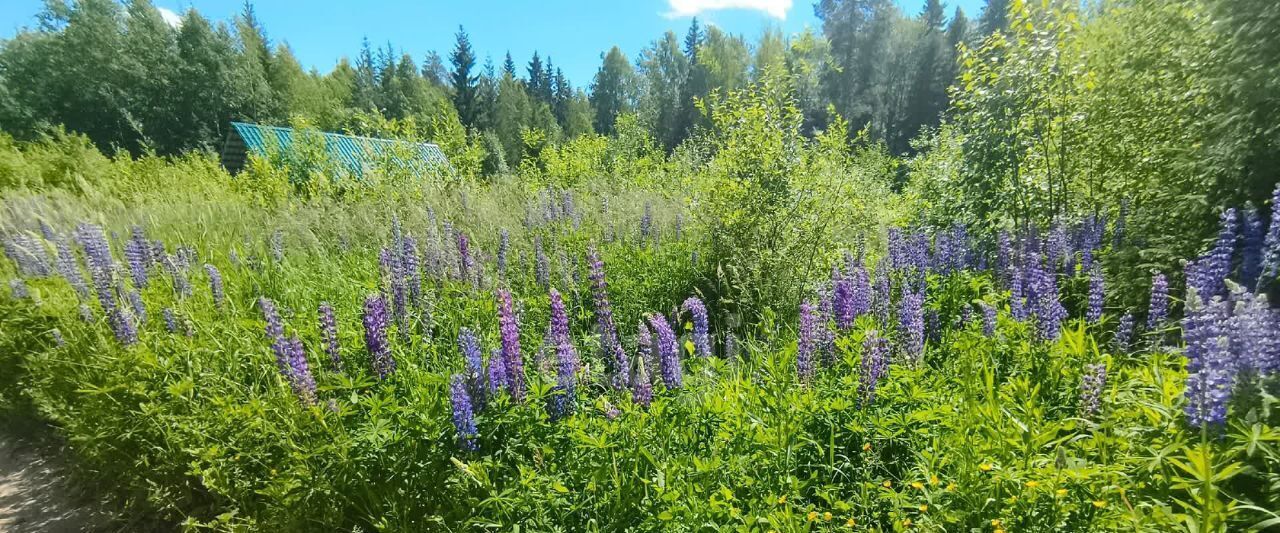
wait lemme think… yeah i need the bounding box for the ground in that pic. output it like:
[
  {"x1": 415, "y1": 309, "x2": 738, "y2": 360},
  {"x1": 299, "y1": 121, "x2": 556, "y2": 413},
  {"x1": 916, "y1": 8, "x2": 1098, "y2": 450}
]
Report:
[{"x1": 0, "y1": 433, "x2": 114, "y2": 533}]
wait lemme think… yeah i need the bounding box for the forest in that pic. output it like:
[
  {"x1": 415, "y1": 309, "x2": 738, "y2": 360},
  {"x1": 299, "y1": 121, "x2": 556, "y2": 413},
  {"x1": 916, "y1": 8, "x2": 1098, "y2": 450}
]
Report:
[{"x1": 0, "y1": 0, "x2": 1278, "y2": 531}]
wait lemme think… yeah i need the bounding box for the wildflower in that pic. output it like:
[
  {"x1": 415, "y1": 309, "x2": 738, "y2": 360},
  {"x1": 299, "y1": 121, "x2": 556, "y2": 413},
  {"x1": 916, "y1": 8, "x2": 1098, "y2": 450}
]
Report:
[
  {"x1": 979, "y1": 463, "x2": 993, "y2": 472},
  {"x1": 873, "y1": 267, "x2": 891, "y2": 324},
  {"x1": 260, "y1": 296, "x2": 284, "y2": 342},
  {"x1": 1079, "y1": 363, "x2": 1107, "y2": 417},
  {"x1": 162, "y1": 307, "x2": 177, "y2": 333},
  {"x1": 456, "y1": 232, "x2": 473, "y2": 283},
  {"x1": 1010, "y1": 268, "x2": 1028, "y2": 321},
  {"x1": 862, "y1": 442, "x2": 872, "y2": 452},
  {"x1": 402, "y1": 236, "x2": 422, "y2": 303},
  {"x1": 548, "y1": 301, "x2": 579, "y2": 419},
  {"x1": 497, "y1": 290, "x2": 525, "y2": 400},
  {"x1": 649, "y1": 313, "x2": 681, "y2": 389},
  {"x1": 845, "y1": 518, "x2": 855, "y2": 527},
  {"x1": 807, "y1": 511, "x2": 818, "y2": 522},
  {"x1": 588, "y1": 247, "x2": 629, "y2": 388},
  {"x1": 797, "y1": 300, "x2": 818, "y2": 382},
  {"x1": 776, "y1": 495, "x2": 786, "y2": 505},
  {"x1": 898, "y1": 288, "x2": 925, "y2": 362},
  {"x1": 902, "y1": 518, "x2": 913, "y2": 527},
  {"x1": 823, "y1": 512, "x2": 832, "y2": 521},
  {"x1": 1087, "y1": 265, "x2": 1104, "y2": 323},
  {"x1": 911, "y1": 482, "x2": 924, "y2": 490},
  {"x1": 204, "y1": 264, "x2": 224, "y2": 309},
  {"x1": 991, "y1": 519, "x2": 1002, "y2": 527},
  {"x1": 882, "y1": 480, "x2": 892, "y2": 488},
  {"x1": 1026, "y1": 480, "x2": 1040, "y2": 488},
  {"x1": 1186, "y1": 209, "x2": 1237, "y2": 300},
  {"x1": 53, "y1": 237, "x2": 89, "y2": 299},
  {"x1": 979, "y1": 302, "x2": 997, "y2": 337},
  {"x1": 1241, "y1": 205, "x2": 1264, "y2": 288},
  {"x1": 1261, "y1": 184, "x2": 1280, "y2": 286},
  {"x1": 497, "y1": 229, "x2": 509, "y2": 278},
  {"x1": 1027, "y1": 255, "x2": 1066, "y2": 341},
  {"x1": 859, "y1": 330, "x2": 889, "y2": 406},
  {"x1": 123, "y1": 227, "x2": 150, "y2": 289},
  {"x1": 918, "y1": 504, "x2": 928, "y2": 512},
  {"x1": 487, "y1": 348, "x2": 507, "y2": 394},
  {"x1": 640, "y1": 202, "x2": 653, "y2": 241},
  {"x1": 603, "y1": 400, "x2": 620, "y2": 420},
  {"x1": 1112, "y1": 312, "x2": 1134, "y2": 352},
  {"x1": 1056, "y1": 488, "x2": 1068, "y2": 497},
  {"x1": 1147, "y1": 273, "x2": 1168, "y2": 330},
  {"x1": 449, "y1": 374, "x2": 478, "y2": 451},
  {"x1": 946, "y1": 483, "x2": 955, "y2": 491},
  {"x1": 1092, "y1": 500, "x2": 1106, "y2": 508},
  {"x1": 682, "y1": 297, "x2": 711, "y2": 357},
  {"x1": 929, "y1": 475, "x2": 939, "y2": 485},
  {"x1": 534, "y1": 236, "x2": 549, "y2": 289},
  {"x1": 9, "y1": 278, "x2": 28, "y2": 300},
  {"x1": 127, "y1": 289, "x2": 146, "y2": 325},
  {"x1": 284, "y1": 336, "x2": 316, "y2": 404},
  {"x1": 319, "y1": 302, "x2": 341, "y2": 372},
  {"x1": 363, "y1": 294, "x2": 396, "y2": 380},
  {"x1": 269, "y1": 229, "x2": 284, "y2": 262},
  {"x1": 1182, "y1": 289, "x2": 1232, "y2": 428}
]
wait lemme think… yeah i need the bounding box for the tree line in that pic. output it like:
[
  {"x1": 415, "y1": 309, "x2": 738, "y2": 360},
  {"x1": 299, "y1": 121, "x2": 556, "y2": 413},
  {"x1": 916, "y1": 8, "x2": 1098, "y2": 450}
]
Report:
[{"x1": 0, "y1": 0, "x2": 1002, "y2": 167}]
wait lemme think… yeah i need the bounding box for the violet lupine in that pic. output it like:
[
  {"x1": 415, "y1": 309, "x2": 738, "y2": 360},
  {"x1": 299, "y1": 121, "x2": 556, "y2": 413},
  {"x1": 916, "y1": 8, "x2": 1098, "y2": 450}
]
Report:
[
  {"x1": 487, "y1": 348, "x2": 507, "y2": 395},
  {"x1": 797, "y1": 301, "x2": 819, "y2": 382},
  {"x1": 456, "y1": 232, "x2": 473, "y2": 283},
  {"x1": 1187, "y1": 209, "x2": 1237, "y2": 301},
  {"x1": 319, "y1": 302, "x2": 341, "y2": 372},
  {"x1": 1079, "y1": 215, "x2": 1104, "y2": 272},
  {"x1": 277, "y1": 336, "x2": 316, "y2": 404},
  {"x1": 53, "y1": 237, "x2": 89, "y2": 299},
  {"x1": 724, "y1": 332, "x2": 739, "y2": 361},
  {"x1": 648, "y1": 313, "x2": 681, "y2": 389},
  {"x1": 534, "y1": 236, "x2": 549, "y2": 289},
  {"x1": 1147, "y1": 273, "x2": 1169, "y2": 330},
  {"x1": 109, "y1": 305, "x2": 138, "y2": 345},
  {"x1": 363, "y1": 294, "x2": 396, "y2": 380},
  {"x1": 1046, "y1": 221, "x2": 1069, "y2": 273},
  {"x1": 77, "y1": 223, "x2": 117, "y2": 314},
  {"x1": 123, "y1": 227, "x2": 150, "y2": 289},
  {"x1": 1028, "y1": 256, "x2": 1067, "y2": 342},
  {"x1": 549, "y1": 288, "x2": 570, "y2": 345},
  {"x1": 1079, "y1": 363, "x2": 1107, "y2": 417},
  {"x1": 682, "y1": 297, "x2": 711, "y2": 358},
  {"x1": 1112, "y1": 312, "x2": 1134, "y2": 353},
  {"x1": 873, "y1": 267, "x2": 891, "y2": 324},
  {"x1": 1087, "y1": 265, "x2": 1105, "y2": 324},
  {"x1": 1009, "y1": 267, "x2": 1028, "y2": 321},
  {"x1": 832, "y1": 268, "x2": 855, "y2": 330},
  {"x1": 859, "y1": 330, "x2": 889, "y2": 407},
  {"x1": 1261, "y1": 184, "x2": 1280, "y2": 286},
  {"x1": 497, "y1": 229, "x2": 510, "y2": 278},
  {"x1": 9, "y1": 278, "x2": 29, "y2": 300},
  {"x1": 588, "y1": 248, "x2": 629, "y2": 388},
  {"x1": 637, "y1": 321, "x2": 654, "y2": 381},
  {"x1": 1240, "y1": 205, "x2": 1265, "y2": 289},
  {"x1": 402, "y1": 236, "x2": 422, "y2": 304},
  {"x1": 980, "y1": 302, "x2": 997, "y2": 338},
  {"x1": 497, "y1": 290, "x2": 525, "y2": 400},
  {"x1": 631, "y1": 354, "x2": 653, "y2": 408},
  {"x1": 204, "y1": 264, "x2": 225, "y2": 309},
  {"x1": 164, "y1": 254, "x2": 192, "y2": 300},
  {"x1": 1225, "y1": 285, "x2": 1280, "y2": 375},
  {"x1": 128, "y1": 289, "x2": 147, "y2": 325},
  {"x1": 549, "y1": 335, "x2": 580, "y2": 420},
  {"x1": 449, "y1": 374, "x2": 478, "y2": 451},
  {"x1": 260, "y1": 297, "x2": 284, "y2": 342},
  {"x1": 1182, "y1": 290, "x2": 1233, "y2": 428},
  {"x1": 458, "y1": 327, "x2": 486, "y2": 409},
  {"x1": 162, "y1": 308, "x2": 178, "y2": 334},
  {"x1": 3, "y1": 233, "x2": 52, "y2": 277},
  {"x1": 640, "y1": 203, "x2": 653, "y2": 242},
  {"x1": 898, "y1": 288, "x2": 925, "y2": 363}
]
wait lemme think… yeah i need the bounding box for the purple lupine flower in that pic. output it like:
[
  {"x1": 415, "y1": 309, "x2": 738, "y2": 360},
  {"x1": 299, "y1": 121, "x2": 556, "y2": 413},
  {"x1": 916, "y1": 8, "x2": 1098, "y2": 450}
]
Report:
[
  {"x1": 163, "y1": 254, "x2": 192, "y2": 300},
  {"x1": 1028, "y1": 255, "x2": 1066, "y2": 341},
  {"x1": 1225, "y1": 285, "x2": 1280, "y2": 375},
  {"x1": 832, "y1": 268, "x2": 855, "y2": 330},
  {"x1": 588, "y1": 247, "x2": 629, "y2": 388},
  {"x1": 631, "y1": 355, "x2": 653, "y2": 408},
  {"x1": 487, "y1": 348, "x2": 507, "y2": 395},
  {"x1": 123, "y1": 227, "x2": 150, "y2": 289},
  {"x1": 682, "y1": 297, "x2": 711, "y2": 358},
  {"x1": 3, "y1": 233, "x2": 52, "y2": 277},
  {"x1": 640, "y1": 203, "x2": 653, "y2": 242},
  {"x1": 456, "y1": 232, "x2": 473, "y2": 282},
  {"x1": 1147, "y1": 273, "x2": 1168, "y2": 330},
  {"x1": 849, "y1": 266, "x2": 871, "y2": 323},
  {"x1": 1079, "y1": 363, "x2": 1107, "y2": 417},
  {"x1": 1112, "y1": 312, "x2": 1134, "y2": 352},
  {"x1": 402, "y1": 236, "x2": 422, "y2": 304},
  {"x1": 163, "y1": 307, "x2": 178, "y2": 334},
  {"x1": 363, "y1": 294, "x2": 395, "y2": 380},
  {"x1": 497, "y1": 290, "x2": 525, "y2": 400},
  {"x1": 603, "y1": 399, "x2": 621, "y2": 420},
  {"x1": 319, "y1": 302, "x2": 341, "y2": 372},
  {"x1": 53, "y1": 237, "x2": 89, "y2": 299},
  {"x1": 950, "y1": 222, "x2": 970, "y2": 271},
  {"x1": 797, "y1": 300, "x2": 819, "y2": 382},
  {"x1": 858, "y1": 330, "x2": 889, "y2": 406},
  {"x1": 1087, "y1": 265, "x2": 1105, "y2": 324},
  {"x1": 925, "y1": 309, "x2": 941, "y2": 345},
  {"x1": 79, "y1": 303, "x2": 94, "y2": 323},
  {"x1": 557, "y1": 249, "x2": 573, "y2": 295},
  {"x1": 897, "y1": 288, "x2": 925, "y2": 363},
  {"x1": 76, "y1": 223, "x2": 117, "y2": 313},
  {"x1": 1182, "y1": 290, "x2": 1233, "y2": 428},
  {"x1": 888, "y1": 228, "x2": 906, "y2": 271},
  {"x1": 279, "y1": 336, "x2": 316, "y2": 404},
  {"x1": 260, "y1": 297, "x2": 284, "y2": 342},
  {"x1": 1010, "y1": 266, "x2": 1028, "y2": 321},
  {"x1": 497, "y1": 229, "x2": 510, "y2": 278},
  {"x1": 1261, "y1": 184, "x2": 1280, "y2": 287},
  {"x1": 449, "y1": 374, "x2": 479, "y2": 451},
  {"x1": 549, "y1": 334, "x2": 580, "y2": 420},
  {"x1": 109, "y1": 306, "x2": 138, "y2": 345},
  {"x1": 724, "y1": 332, "x2": 739, "y2": 361},
  {"x1": 873, "y1": 267, "x2": 891, "y2": 324},
  {"x1": 534, "y1": 236, "x2": 549, "y2": 289},
  {"x1": 9, "y1": 278, "x2": 29, "y2": 300},
  {"x1": 980, "y1": 302, "x2": 997, "y2": 337},
  {"x1": 637, "y1": 321, "x2": 654, "y2": 380},
  {"x1": 648, "y1": 313, "x2": 681, "y2": 389},
  {"x1": 38, "y1": 221, "x2": 55, "y2": 241},
  {"x1": 204, "y1": 264, "x2": 224, "y2": 309},
  {"x1": 549, "y1": 287, "x2": 570, "y2": 345},
  {"x1": 674, "y1": 213, "x2": 684, "y2": 240},
  {"x1": 1240, "y1": 205, "x2": 1265, "y2": 289},
  {"x1": 1079, "y1": 215, "x2": 1104, "y2": 272},
  {"x1": 128, "y1": 289, "x2": 147, "y2": 325},
  {"x1": 1046, "y1": 221, "x2": 1069, "y2": 273},
  {"x1": 458, "y1": 327, "x2": 486, "y2": 409},
  {"x1": 1187, "y1": 209, "x2": 1237, "y2": 300}
]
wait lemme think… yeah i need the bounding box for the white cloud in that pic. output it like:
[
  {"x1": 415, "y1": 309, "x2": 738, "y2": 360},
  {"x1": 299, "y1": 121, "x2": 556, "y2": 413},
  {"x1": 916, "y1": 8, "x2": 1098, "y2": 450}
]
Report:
[
  {"x1": 157, "y1": 6, "x2": 182, "y2": 28},
  {"x1": 665, "y1": 0, "x2": 793, "y2": 19}
]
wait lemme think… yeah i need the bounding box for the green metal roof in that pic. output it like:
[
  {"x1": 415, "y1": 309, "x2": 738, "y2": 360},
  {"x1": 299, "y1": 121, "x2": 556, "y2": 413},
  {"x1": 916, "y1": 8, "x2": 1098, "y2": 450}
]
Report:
[{"x1": 226, "y1": 122, "x2": 449, "y2": 176}]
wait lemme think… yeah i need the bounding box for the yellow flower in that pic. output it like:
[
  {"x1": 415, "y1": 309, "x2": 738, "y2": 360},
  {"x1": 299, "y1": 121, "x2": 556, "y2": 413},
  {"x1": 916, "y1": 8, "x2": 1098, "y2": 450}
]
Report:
[
  {"x1": 929, "y1": 475, "x2": 939, "y2": 486},
  {"x1": 991, "y1": 519, "x2": 1003, "y2": 527},
  {"x1": 883, "y1": 480, "x2": 893, "y2": 488},
  {"x1": 1056, "y1": 488, "x2": 1068, "y2": 497},
  {"x1": 911, "y1": 481, "x2": 925, "y2": 490},
  {"x1": 903, "y1": 518, "x2": 913, "y2": 527},
  {"x1": 823, "y1": 512, "x2": 833, "y2": 521},
  {"x1": 1092, "y1": 500, "x2": 1107, "y2": 508},
  {"x1": 1026, "y1": 480, "x2": 1040, "y2": 488},
  {"x1": 979, "y1": 463, "x2": 993, "y2": 472},
  {"x1": 918, "y1": 504, "x2": 928, "y2": 512},
  {"x1": 808, "y1": 511, "x2": 819, "y2": 522},
  {"x1": 946, "y1": 483, "x2": 956, "y2": 491},
  {"x1": 776, "y1": 495, "x2": 787, "y2": 505},
  {"x1": 862, "y1": 442, "x2": 872, "y2": 452},
  {"x1": 845, "y1": 518, "x2": 856, "y2": 527},
  {"x1": 995, "y1": 529, "x2": 1006, "y2": 533}
]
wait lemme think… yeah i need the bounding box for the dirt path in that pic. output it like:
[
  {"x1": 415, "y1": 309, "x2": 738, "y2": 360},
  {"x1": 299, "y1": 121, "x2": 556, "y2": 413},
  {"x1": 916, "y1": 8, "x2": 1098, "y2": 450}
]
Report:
[{"x1": 0, "y1": 434, "x2": 114, "y2": 533}]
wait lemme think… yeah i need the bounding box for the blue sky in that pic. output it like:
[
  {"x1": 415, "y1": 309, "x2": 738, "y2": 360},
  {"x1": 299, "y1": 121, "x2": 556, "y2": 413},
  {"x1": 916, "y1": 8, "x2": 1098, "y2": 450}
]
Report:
[{"x1": 1, "y1": 0, "x2": 987, "y2": 88}]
